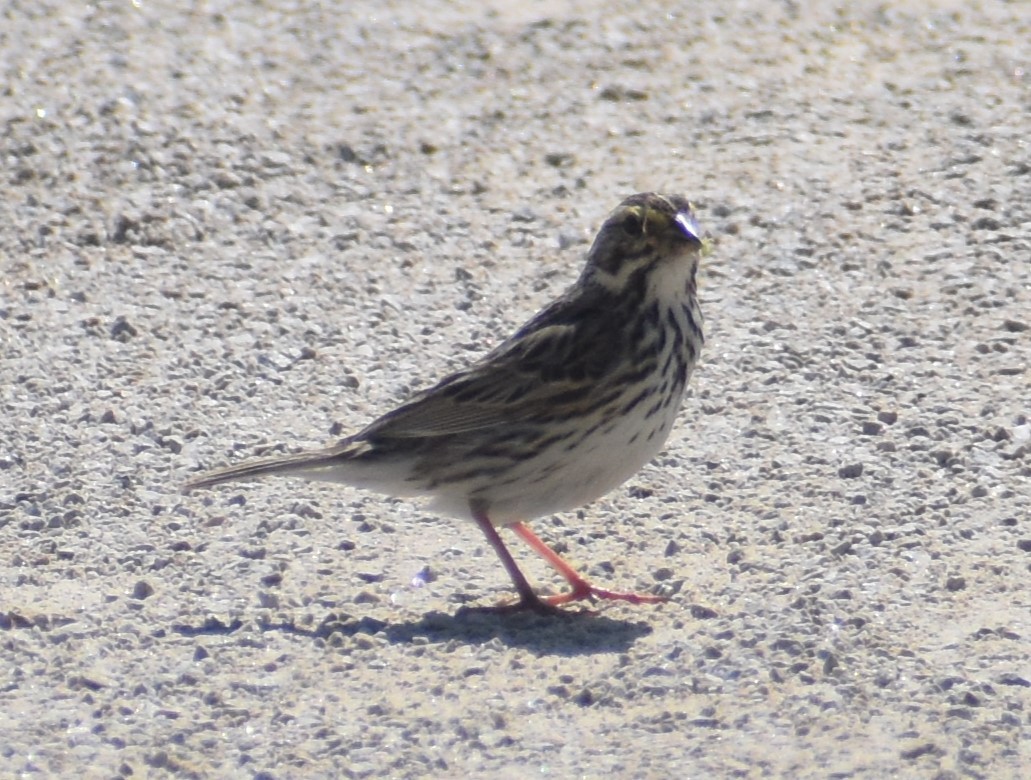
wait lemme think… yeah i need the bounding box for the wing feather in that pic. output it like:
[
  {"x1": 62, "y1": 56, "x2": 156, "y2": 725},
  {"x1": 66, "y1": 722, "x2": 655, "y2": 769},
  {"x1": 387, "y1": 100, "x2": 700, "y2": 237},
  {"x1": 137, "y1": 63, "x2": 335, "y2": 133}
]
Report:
[{"x1": 356, "y1": 289, "x2": 627, "y2": 440}]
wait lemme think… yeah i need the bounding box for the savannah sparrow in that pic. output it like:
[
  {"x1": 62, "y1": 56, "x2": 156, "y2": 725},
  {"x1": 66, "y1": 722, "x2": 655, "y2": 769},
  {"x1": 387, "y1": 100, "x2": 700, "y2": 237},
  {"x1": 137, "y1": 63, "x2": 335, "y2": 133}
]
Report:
[{"x1": 185, "y1": 193, "x2": 705, "y2": 614}]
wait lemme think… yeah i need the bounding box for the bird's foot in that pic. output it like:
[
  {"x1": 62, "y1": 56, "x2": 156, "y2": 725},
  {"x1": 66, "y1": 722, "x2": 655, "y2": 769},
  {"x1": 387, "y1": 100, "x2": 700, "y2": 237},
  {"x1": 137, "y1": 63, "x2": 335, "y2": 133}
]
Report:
[
  {"x1": 542, "y1": 580, "x2": 669, "y2": 607},
  {"x1": 464, "y1": 591, "x2": 588, "y2": 616}
]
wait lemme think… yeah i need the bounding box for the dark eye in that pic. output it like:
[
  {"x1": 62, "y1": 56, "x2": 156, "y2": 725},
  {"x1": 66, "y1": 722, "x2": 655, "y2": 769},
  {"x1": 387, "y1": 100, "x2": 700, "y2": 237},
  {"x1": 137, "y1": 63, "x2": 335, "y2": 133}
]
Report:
[{"x1": 621, "y1": 211, "x2": 643, "y2": 236}]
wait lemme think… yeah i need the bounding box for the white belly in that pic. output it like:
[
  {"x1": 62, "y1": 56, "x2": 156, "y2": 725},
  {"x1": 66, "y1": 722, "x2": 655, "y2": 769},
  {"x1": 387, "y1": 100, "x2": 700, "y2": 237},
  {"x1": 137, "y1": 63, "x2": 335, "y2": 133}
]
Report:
[{"x1": 427, "y1": 383, "x2": 685, "y2": 525}]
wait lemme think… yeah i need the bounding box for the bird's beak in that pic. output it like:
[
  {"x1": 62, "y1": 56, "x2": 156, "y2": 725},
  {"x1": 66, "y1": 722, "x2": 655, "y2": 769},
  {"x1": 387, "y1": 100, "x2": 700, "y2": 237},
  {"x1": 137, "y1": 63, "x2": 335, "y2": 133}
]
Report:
[{"x1": 674, "y1": 210, "x2": 703, "y2": 246}]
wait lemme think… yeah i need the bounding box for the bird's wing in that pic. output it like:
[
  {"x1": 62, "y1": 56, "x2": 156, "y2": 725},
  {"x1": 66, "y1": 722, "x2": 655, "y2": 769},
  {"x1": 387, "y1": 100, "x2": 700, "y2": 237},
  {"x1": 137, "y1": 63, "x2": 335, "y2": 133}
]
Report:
[{"x1": 355, "y1": 293, "x2": 627, "y2": 440}]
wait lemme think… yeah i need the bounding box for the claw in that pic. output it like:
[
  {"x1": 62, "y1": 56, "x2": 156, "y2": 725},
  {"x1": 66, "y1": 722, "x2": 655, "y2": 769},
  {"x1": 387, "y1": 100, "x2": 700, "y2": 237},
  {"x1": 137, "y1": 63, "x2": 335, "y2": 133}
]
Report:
[{"x1": 541, "y1": 581, "x2": 669, "y2": 607}]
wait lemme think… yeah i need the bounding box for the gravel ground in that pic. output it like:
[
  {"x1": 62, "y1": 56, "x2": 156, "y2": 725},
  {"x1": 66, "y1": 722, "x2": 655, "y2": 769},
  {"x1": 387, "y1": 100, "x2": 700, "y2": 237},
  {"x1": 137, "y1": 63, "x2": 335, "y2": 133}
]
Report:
[{"x1": 2, "y1": 1, "x2": 1029, "y2": 777}]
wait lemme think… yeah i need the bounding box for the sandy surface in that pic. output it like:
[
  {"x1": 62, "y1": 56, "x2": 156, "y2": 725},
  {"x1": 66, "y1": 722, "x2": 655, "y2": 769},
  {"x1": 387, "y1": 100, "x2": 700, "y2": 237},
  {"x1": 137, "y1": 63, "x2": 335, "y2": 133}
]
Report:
[{"x1": 2, "y1": 0, "x2": 1029, "y2": 777}]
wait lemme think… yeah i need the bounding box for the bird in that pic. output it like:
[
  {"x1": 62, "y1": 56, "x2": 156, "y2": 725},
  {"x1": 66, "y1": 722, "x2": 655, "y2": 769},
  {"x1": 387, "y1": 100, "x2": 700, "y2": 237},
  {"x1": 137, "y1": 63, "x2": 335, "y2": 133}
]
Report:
[{"x1": 184, "y1": 192, "x2": 706, "y2": 614}]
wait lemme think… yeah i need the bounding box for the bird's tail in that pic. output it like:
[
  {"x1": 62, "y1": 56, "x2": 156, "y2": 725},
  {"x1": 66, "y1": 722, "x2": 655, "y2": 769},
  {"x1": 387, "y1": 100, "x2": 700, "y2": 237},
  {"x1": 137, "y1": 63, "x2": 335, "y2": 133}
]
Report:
[{"x1": 182, "y1": 447, "x2": 355, "y2": 493}]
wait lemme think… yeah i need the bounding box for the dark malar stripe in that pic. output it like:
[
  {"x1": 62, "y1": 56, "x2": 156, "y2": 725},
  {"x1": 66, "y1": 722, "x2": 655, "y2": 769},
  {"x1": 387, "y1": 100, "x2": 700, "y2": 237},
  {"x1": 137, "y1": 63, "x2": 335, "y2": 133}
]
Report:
[
  {"x1": 664, "y1": 306, "x2": 685, "y2": 348},
  {"x1": 620, "y1": 385, "x2": 654, "y2": 416},
  {"x1": 616, "y1": 358, "x2": 660, "y2": 387},
  {"x1": 682, "y1": 303, "x2": 704, "y2": 345},
  {"x1": 545, "y1": 385, "x2": 593, "y2": 406}
]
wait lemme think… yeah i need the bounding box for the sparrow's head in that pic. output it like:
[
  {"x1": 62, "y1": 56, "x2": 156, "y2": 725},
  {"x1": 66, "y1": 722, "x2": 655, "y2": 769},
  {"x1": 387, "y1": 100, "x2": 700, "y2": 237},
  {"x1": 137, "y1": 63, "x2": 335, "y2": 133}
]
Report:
[{"x1": 582, "y1": 193, "x2": 703, "y2": 294}]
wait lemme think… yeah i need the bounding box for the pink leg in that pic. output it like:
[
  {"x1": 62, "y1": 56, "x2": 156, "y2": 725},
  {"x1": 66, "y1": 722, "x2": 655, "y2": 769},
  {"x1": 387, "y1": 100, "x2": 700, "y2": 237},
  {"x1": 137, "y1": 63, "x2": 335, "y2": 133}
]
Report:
[
  {"x1": 510, "y1": 522, "x2": 667, "y2": 606},
  {"x1": 470, "y1": 507, "x2": 560, "y2": 614}
]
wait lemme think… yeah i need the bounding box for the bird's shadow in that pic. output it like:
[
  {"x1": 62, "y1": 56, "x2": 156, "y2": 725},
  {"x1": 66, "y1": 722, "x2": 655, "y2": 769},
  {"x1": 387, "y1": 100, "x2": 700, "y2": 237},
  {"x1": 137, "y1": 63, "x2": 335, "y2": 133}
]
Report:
[{"x1": 173, "y1": 606, "x2": 654, "y2": 656}]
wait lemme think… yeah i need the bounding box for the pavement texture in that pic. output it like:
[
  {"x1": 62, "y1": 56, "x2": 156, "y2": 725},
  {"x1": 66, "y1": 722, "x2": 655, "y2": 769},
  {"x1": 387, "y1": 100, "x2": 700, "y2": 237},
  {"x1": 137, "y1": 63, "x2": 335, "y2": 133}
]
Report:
[{"x1": 1, "y1": 1, "x2": 1029, "y2": 777}]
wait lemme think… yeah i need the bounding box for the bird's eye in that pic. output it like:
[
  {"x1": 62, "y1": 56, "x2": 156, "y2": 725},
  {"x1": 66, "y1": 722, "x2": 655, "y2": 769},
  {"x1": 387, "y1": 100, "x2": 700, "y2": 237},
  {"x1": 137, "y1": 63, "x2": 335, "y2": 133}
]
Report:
[{"x1": 621, "y1": 211, "x2": 643, "y2": 236}]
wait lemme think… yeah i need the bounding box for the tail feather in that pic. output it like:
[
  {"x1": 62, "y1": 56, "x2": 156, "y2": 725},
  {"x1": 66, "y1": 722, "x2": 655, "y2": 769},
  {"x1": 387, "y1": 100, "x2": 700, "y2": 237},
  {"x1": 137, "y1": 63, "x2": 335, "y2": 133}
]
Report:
[{"x1": 183, "y1": 450, "x2": 346, "y2": 492}]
